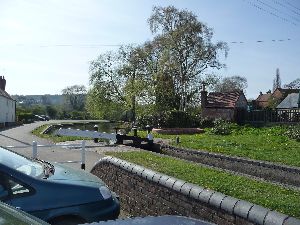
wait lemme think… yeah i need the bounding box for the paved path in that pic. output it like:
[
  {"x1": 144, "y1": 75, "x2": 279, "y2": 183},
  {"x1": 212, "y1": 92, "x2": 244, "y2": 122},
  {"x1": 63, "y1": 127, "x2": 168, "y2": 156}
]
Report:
[{"x1": 0, "y1": 120, "x2": 137, "y2": 171}]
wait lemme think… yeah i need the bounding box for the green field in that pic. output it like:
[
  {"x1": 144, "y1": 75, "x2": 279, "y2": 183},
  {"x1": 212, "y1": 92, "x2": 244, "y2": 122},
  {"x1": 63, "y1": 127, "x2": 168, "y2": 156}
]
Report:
[{"x1": 107, "y1": 151, "x2": 300, "y2": 218}]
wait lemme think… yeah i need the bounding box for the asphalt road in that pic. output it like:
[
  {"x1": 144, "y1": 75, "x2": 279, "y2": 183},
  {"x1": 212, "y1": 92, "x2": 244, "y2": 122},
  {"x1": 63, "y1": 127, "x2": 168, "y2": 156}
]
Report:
[{"x1": 0, "y1": 120, "x2": 108, "y2": 171}]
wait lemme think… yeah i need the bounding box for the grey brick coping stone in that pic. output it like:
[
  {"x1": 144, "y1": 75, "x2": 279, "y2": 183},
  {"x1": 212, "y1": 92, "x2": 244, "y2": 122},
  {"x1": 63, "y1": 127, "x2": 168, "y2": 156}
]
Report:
[
  {"x1": 161, "y1": 145, "x2": 300, "y2": 174},
  {"x1": 91, "y1": 156, "x2": 300, "y2": 225},
  {"x1": 85, "y1": 215, "x2": 216, "y2": 225}
]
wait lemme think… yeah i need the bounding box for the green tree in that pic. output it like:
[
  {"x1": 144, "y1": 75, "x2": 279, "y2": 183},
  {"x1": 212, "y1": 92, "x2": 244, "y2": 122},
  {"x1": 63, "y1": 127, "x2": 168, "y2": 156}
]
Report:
[
  {"x1": 213, "y1": 76, "x2": 248, "y2": 92},
  {"x1": 88, "y1": 50, "x2": 127, "y2": 120},
  {"x1": 32, "y1": 105, "x2": 46, "y2": 115},
  {"x1": 41, "y1": 95, "x2": 51, "y2": 105},
  {"x1": 89, "y1": 46, "x2": 151, "y2": 121},
  {"x1": 88, "y1": 5, "x2": 228, "y2": 121},
  {"x1": 273, "y1": 68, "x2": 281, "y2": 91},
  {"x1": 86, "y1": 85, "x2": 125, "y2": 120},
  {"x1": 46, "y1": 105, "x2": 58, "y2": 119},
  {"x1": 62, "y1": 85, "x2": 87, "y2": 111},
  {"x1": 284, "y1": 78, "x2": 300, "y2": 89},
  {"x1": 148, "y1": 6, "x2": 228, "y2": 111}
]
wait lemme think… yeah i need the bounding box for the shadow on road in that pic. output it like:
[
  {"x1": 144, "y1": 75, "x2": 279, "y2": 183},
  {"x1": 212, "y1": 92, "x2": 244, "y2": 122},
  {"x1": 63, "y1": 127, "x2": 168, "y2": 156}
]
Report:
[
  {"x1": 0, "y1": 124, "x2": 24, "y2": 132},
  {"x1": 0, "y1": 133, "x2": 31, "y2": 146}
]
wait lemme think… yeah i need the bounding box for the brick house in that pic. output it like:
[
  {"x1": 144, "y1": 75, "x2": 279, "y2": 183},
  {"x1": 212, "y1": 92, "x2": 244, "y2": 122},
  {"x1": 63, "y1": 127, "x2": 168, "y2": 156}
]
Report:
[
  {"x1": 201, "y1": 87, "x2": 248, "y2": 122},
  {"x1": 255, "y1": 91, "x2": 272, "y2": 109},
  {"x1": 255, "y1": 88, "x2": 300, "y2": 109},
  {"x1": 0, "y1": 76, "x2": 16, "y2": 127},
  {"x1": 272, "y1": 88, "x2": 300, "y2": 101}
]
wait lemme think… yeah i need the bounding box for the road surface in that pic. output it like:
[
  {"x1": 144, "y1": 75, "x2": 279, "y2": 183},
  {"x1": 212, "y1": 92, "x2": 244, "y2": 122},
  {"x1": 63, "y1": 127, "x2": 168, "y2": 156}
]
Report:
[{"x1": 0, "y1": 120, "x2": 137, "y2": 171}]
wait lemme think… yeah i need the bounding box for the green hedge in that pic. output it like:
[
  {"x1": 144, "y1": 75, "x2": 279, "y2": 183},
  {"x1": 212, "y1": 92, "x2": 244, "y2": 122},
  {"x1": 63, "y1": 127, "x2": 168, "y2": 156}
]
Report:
[
  {"x1": 137, "y1": 110, "x2": 200, "y2": 129},
  {"x1": 17, "y1": 112, "x2": 35, "y2": 123}
]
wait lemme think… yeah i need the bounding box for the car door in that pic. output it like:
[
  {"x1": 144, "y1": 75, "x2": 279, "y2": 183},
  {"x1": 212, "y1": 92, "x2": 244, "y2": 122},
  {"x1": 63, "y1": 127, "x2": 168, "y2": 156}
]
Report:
[{"x1": 0, "y1": 172, "x2": 34, "y2": 211}]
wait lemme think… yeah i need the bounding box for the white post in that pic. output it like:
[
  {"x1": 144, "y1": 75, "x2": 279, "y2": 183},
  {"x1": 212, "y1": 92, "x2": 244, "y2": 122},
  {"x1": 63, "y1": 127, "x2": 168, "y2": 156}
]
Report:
[
  {"x1": 32, "y1": 141, "x2": 37, "y2": 159},
  {"x1": 81, "y1": 140, "x2": 86, "y2": 170}
]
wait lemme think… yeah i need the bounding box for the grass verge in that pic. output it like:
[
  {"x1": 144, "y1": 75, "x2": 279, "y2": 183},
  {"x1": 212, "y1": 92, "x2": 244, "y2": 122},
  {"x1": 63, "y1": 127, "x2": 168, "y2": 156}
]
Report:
[
  {"x1": 137, "y1": 126, "x2": 300, "y2": 167},
  {"x1": 106, "y1": 151, "x2": 300, "y2": 218}
]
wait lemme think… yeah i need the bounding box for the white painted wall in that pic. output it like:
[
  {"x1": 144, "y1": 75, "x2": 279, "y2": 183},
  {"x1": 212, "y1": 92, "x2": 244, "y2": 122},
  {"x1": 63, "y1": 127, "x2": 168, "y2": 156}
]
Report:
[{"x1": 0, "y1": 96, "x2": 15, "y2": 123}]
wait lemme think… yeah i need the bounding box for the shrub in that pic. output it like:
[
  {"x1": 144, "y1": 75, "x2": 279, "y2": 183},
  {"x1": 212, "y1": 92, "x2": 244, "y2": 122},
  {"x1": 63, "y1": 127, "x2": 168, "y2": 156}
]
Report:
[
  {"x1": 285, "y1": 125, "x2": 300, "y2": 141},
  {"x1": 199, "y1": 117, "x2": 214, "y2": 128},
  {"x1": 70, "y1": 111, "x2": 86, "y2": 120},
  {"x1": 136, "y1": 114, "x2": 159, "y2": 129},
  {"x1": 137, "y1": 110, "x2": 200, "y2": 129},
  {"x1": 211, "y1": 118, "x2": 232, "y2": 135},
  {"x1": 17, "y1": 112, "x2": 35, "y2": 123},
  {"x1": 161, "y1": 110, "x2": 200, "y2": 128}
]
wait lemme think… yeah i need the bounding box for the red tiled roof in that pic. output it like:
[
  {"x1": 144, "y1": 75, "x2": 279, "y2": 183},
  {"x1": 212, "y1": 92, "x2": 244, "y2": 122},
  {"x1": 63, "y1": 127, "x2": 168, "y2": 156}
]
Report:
[
  {"x1": 256, "y1": 93, "x2": 272, "y2": 102},
  {"x1": 273, "y1": 88, "x2": 300, "y2": 98},
  {"x1": 256, "y1": 93, "x2": 272, "y2": 108},
  {"x1": 206, "y1": 91, "x2": 244, "y2": 108}
]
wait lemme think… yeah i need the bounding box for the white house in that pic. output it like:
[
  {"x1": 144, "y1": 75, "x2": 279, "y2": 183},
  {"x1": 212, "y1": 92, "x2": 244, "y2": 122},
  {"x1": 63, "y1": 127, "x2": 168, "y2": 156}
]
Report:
[{"x1": 0, "y1": 76, "x2": 16, "y2": 126}]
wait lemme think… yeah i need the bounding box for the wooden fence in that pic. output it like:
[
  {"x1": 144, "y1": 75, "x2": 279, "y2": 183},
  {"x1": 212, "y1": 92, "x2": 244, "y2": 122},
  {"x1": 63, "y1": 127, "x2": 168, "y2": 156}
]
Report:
[{"x1": 245, "y1": 109, "x2": 300, "y2": 124}]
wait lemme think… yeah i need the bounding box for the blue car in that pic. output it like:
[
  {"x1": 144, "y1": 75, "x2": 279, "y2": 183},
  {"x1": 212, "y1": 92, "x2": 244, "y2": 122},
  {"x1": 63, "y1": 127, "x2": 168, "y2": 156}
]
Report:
[{"x1": 0, "y1": 147, "x2": 120, "y2": 225}]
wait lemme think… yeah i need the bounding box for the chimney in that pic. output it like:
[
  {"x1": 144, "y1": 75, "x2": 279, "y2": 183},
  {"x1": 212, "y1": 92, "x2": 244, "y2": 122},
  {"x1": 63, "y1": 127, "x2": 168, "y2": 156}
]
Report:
[
  {"x1": 259, "y1": 91, "x2": 262, "y2": 96},
  {"x1": 201, "y1": 82, "x2": 208, "y2": 109},
  {"x1": 0, "y1": 76, "x2": 6, "y2": 91}
]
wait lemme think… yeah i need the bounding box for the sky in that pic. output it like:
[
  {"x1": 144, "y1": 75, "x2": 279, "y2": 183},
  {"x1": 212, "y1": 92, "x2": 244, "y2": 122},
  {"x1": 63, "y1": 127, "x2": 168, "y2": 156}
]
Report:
[{"x1": 0, "y1": 0, "x2": 299, "y2": 99}]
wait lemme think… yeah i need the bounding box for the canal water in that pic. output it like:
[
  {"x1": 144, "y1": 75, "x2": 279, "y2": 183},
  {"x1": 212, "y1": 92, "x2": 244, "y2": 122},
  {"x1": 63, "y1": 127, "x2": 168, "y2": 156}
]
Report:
[{"x1": 50, "y1": 121, "x2": 126, "y2": 134}]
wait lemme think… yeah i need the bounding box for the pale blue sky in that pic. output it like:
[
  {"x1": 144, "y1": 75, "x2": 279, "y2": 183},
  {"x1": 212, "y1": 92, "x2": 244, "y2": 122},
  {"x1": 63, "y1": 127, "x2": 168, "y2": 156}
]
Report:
[{"x1": 0, "y1": 0, "x2": 299, "y2": 98}]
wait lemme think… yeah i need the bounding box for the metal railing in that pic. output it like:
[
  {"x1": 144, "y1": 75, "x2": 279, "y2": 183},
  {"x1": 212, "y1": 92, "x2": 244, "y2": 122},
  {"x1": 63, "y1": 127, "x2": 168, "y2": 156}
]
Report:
[{"x1": 5, "y1": 140, "x2": 86, "y2": 170}]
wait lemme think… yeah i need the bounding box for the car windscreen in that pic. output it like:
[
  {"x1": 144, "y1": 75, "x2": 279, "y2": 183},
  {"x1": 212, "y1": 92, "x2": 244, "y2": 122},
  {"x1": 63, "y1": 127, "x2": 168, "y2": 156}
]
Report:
[{"x1": 0, "y1": 149, "x2": 43, "y2": 178}]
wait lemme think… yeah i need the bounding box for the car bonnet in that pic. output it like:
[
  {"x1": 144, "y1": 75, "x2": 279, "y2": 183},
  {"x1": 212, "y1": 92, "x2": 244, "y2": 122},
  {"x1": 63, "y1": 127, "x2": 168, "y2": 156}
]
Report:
[{"x1": 47, "y1": 163, "x2": 105, "y2": 186}]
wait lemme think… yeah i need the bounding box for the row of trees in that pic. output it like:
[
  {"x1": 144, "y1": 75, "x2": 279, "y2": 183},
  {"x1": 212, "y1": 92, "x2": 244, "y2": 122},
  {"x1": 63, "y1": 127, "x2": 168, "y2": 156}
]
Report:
[
  {"x1": 17, "y1": 104, "x2": 89, "y2": 122},
  {"x1": 17, "y1": 85, "x2": 88, "y2": 122},
  {"x1": 30, "y1": 6, "x2": 300, "y2": 125},
  {"x1": 23, "y1": 6, "x2": 300, "y2": 125},
  {"x1": 86, "y1": 6, "x2": 233, "y2": 122}
]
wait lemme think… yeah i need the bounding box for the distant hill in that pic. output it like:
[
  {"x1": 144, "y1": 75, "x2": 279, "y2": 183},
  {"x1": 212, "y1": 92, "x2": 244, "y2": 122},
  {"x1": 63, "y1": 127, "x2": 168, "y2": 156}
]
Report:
[{"x1": 12, "y1": 94, "x2": 64, "y2": 106}]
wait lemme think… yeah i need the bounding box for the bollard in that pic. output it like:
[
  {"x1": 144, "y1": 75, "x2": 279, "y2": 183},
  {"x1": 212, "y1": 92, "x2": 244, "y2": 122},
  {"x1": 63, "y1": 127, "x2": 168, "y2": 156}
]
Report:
[
  {"x1": 146, "y1": 125, "x2": 153, "y2": 145},
  {"x1": 132, "y1": 126, "x2": 138, "y2": 137},
  {"x1": 176, "y1": 136, "x2": 180, "y2": 144},
  {"x1": 114, "y1": 127, "x2": 119, "y2": 134},
  {"x1": 32, "y1": 141, "x2": 38, "y2": 159},
  {"x1": 93, "y1": 125, "x2": 99, "y2": 143},
  {"x1": 116, "y1": 134, "x2": 123, "y2": 145},
  {"x1": 81, "y1": 140, "x2": 86, "y2": 170}
]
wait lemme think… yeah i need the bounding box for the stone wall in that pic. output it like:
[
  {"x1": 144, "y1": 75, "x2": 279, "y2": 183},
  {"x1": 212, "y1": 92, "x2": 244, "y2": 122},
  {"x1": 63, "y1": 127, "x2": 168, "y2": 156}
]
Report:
[
  {"x1": 91, "y1": 157, "x2": 299, "y2": 225},
  {"x1": 161, "y1": 145, "x2": 300, "y2": 187}
]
